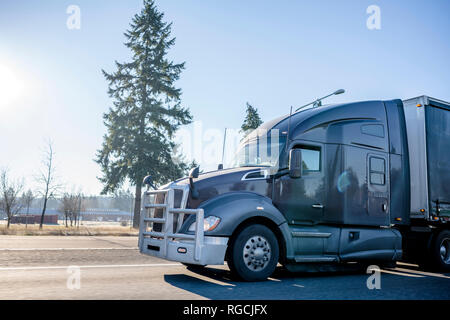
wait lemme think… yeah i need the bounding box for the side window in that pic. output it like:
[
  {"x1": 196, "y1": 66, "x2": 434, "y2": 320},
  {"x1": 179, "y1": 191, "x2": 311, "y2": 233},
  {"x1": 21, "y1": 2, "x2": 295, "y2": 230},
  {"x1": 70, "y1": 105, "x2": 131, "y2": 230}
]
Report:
[
  {"x1": 369, "y1": 156, "x2": 385, "y2": 185},
  {"x1": 295, "y1": 146, "x2": 321, "y2": 172}
]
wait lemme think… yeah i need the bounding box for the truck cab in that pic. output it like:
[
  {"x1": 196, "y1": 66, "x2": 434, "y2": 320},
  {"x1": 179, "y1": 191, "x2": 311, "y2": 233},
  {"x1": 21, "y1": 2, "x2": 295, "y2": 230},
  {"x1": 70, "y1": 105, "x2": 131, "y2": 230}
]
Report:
[{"x1": 139, "y1": 96, "x2": 450, "y2": 281}]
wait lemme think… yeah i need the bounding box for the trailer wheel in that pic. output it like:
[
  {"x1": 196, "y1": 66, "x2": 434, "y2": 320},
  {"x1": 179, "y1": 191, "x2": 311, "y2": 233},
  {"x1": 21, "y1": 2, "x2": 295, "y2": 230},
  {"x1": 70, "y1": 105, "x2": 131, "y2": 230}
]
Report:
[
  {"x1": 227, "y1": 224, "x2": 279, "y2": 281},
  {"x1": 430, "y1": 230, "x2": 450, "y2": 272}
]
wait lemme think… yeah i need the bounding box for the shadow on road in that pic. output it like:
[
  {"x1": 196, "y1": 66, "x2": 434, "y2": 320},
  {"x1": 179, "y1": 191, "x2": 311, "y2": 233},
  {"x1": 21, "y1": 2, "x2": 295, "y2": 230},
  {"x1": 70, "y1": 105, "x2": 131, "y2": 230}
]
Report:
[
  {"x1": 163, "y1": 265, "x2": 368, "y2": 300},
  {"x1": 164, "y1": 263, "x2": 450, "y2": 300}
]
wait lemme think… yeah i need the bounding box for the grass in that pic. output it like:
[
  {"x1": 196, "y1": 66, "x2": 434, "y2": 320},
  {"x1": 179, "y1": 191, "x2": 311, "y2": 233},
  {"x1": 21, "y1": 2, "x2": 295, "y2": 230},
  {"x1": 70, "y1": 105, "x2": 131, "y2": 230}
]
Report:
[{"x1": 0, "y1": 223, "x2": 139, "y2": 236}]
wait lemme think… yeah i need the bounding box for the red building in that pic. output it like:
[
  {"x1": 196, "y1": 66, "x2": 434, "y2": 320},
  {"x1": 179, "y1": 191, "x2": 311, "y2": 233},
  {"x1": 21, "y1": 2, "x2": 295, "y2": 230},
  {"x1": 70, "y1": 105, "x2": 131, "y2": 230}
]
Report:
[{"x1": 11, "y1": 215, "x2": 58, "y2": 225}]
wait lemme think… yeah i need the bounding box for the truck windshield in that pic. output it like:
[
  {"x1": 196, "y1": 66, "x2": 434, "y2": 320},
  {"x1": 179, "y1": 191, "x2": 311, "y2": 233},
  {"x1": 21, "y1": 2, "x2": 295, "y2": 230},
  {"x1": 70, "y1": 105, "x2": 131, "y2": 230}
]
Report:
[{"x1": 231, "y1": 131, "x2": 286, "y2": 168}]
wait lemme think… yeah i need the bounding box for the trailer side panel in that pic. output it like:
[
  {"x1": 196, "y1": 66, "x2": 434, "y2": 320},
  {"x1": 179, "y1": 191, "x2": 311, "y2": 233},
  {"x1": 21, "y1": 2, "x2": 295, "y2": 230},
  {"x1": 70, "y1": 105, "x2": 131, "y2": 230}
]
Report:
[
  {"x1": 403, "y1": 96, "x2": 430, "y2": 219},
  {"x1": 425, "y1": 102, "x2": 450, "y2": 217}
]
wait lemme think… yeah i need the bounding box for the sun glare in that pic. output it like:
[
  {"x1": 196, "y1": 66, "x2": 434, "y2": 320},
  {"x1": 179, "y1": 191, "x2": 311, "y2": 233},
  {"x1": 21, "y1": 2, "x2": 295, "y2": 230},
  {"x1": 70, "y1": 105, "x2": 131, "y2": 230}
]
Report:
[{"x1": 0, "y1": 64, "x2": 24, "y2": 110}]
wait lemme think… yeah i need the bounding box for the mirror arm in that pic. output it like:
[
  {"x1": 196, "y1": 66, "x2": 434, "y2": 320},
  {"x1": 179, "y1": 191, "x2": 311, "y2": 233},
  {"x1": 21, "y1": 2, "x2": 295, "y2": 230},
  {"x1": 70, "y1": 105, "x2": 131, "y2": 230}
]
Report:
[
  {"x1": 271, "y1": 168, "x2": 290, "y2": 179},
  {"x1": 189, "y1": 177, "x2": 199, "y2": 199},
  {"x1": 289, "y1": 148, "x2": 303, "y2": 179}
]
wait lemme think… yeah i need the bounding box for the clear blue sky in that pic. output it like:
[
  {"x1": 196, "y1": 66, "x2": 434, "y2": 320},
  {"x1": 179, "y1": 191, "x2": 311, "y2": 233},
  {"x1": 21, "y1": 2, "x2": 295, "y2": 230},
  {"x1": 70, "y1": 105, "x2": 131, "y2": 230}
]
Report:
[{"x1": 1, "y1": 0, "x2": 449, "y2": 194}]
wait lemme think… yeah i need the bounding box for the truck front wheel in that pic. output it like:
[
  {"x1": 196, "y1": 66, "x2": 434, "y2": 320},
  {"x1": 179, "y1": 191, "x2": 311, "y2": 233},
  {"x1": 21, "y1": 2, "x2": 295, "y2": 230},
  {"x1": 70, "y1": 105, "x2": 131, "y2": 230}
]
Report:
[
  {"x1": 431, "y1": 230, "x2": 450, "y2": 272},
  {"x1": 227, "y1": 224, "x2": 279, "y2": 281}
]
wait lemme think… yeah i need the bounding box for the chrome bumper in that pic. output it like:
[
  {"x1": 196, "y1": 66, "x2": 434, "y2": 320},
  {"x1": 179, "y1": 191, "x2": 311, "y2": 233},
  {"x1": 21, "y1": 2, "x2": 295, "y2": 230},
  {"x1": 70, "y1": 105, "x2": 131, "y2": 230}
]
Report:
[{"x1": 138, "y1": 185, "x2": 228, "y2": 265}]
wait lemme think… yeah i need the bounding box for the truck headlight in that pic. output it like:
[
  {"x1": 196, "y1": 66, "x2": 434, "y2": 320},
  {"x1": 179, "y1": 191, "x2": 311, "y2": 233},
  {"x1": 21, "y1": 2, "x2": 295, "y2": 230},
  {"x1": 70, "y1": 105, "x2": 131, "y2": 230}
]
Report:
[{"x1": 188, "y1": 216, "x2": 221, "y2": 232}]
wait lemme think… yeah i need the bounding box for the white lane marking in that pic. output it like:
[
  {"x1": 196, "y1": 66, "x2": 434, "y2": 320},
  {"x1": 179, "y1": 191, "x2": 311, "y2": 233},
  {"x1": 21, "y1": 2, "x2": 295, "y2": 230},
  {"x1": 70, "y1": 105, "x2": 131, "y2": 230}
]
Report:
[
  {"x1": 393, "y1": 267, "x2": 450, "y2": 279},
  {"x1": 268, "y1": 277, "x2": 281, "y2": 282},
  {"x1": 380, "y1": 269, "x2": 424, "y2": 278},
  {"x1": 0, "y1": 263, "x2": 182, "y2": 271},
  {"x1": 397, "y1": 262, "x2": 419, "y2": 267},
  {"x1": 0, "y1": 247, "x2": 137, "y2": 251}
]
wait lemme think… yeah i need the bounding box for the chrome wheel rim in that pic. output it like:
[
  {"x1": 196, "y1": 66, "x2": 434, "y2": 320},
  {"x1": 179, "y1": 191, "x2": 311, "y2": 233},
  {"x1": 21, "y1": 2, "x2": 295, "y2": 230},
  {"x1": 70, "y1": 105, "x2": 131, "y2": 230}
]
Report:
[
  {"x1": 440, "y1": 238, "x2": 450, "y2": 265},
  {"x1": 243, "y1": 235, "x2": 271, "y2": 271}
]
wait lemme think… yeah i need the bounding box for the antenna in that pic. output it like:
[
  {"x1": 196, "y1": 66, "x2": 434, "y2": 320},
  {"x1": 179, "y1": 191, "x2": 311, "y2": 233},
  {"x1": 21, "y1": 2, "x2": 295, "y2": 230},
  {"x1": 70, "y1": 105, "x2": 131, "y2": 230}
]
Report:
[
  {"x1": 218, "y1": 128, "x2": 227, "y2": 170},
  {"x1": 285, "y1": 106, "x2": 293, "y2": 155},
  {"x1": 295, "y1": 89, "x2": 345, "y2": 112},
  {"x1": 221, "y1": 128, "x2": 227, "y2": 165}
]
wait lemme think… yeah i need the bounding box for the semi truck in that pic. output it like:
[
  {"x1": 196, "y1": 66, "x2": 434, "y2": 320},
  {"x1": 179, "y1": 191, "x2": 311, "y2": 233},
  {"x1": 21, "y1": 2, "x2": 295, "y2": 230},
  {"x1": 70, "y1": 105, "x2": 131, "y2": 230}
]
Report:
[{"x1": 138, "y1": 94, "x2": 450, "y2": 281}]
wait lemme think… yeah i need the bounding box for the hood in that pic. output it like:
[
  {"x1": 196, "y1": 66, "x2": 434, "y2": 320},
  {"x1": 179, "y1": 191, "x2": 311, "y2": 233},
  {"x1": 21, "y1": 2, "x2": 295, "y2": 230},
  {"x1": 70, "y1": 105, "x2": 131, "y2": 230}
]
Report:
[{"x1": 174, "y1": 166, "x2": 273, "y2": 208}]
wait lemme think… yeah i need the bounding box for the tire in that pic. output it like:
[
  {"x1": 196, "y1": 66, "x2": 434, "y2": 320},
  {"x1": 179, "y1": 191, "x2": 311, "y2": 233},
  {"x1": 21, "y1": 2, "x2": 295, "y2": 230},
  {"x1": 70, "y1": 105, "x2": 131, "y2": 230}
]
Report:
[
  {"x1": 227, "y1": 224, "x2": 279, "y2": 281},
  {"x1": 429, "y1": 230, "x2": 450, "y2": 272}
]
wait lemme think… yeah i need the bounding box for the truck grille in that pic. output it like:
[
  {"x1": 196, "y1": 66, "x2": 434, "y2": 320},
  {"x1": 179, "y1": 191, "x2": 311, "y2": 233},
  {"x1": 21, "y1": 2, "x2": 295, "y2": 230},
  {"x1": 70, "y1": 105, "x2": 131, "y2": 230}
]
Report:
[
  {"x1": 143, "y1": 185, "x2": 189, "y2": 235},
  {"x1": 151, "y1": 188, "x2": 185, "y2": 232}
]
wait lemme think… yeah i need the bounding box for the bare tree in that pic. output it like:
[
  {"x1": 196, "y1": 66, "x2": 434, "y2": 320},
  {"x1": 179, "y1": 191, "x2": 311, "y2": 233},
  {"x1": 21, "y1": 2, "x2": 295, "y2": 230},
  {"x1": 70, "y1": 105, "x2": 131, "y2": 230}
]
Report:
[
  {"x1": 21, "y1": 189, "x2": 35, "y2": 228},
  {"x1": 36, "y1": 140, "x2": 61, "y2": 229},
  {"x1": 59, "y1": 192, "x2": 85, "y2": 227},
  {"x1": 76, "y1": 192, "x2": 85, "y2": 228},
  {"x1": 60, "y1": 193, "x2": 76, "y2": 227},
  {"x1": 0, "y1": 169, "x2": 24, "y2": 228}
]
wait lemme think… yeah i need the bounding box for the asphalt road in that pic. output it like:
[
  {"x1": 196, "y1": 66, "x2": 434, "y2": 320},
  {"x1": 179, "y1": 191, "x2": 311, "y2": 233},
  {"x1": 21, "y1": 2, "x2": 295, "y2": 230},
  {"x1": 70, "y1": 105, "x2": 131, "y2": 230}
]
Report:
[{"x1": 0, "y1": 236, "x2": 449, "y2": 300}]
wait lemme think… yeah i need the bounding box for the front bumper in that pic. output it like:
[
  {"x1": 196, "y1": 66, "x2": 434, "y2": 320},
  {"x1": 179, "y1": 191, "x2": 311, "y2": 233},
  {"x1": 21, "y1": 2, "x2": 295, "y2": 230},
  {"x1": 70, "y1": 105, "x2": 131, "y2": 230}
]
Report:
[
  {"x1": 138, "y1": 185, "x2": 228, "y2": 265},
  {"x1": 140, "y1": 235, "x2": 228, "y2": 265}
]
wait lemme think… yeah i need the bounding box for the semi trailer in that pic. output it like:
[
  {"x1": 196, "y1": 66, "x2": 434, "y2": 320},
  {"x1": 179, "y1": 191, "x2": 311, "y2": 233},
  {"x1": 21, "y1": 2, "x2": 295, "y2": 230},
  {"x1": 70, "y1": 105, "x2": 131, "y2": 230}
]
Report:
[{"x1": 138, "y1": 95, "x2": 450, "y2": 281}]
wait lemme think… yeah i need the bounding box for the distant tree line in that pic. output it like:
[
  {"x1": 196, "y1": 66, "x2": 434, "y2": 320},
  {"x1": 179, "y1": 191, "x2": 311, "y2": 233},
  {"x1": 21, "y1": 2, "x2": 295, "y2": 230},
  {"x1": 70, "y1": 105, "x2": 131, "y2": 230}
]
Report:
[{"x1": 0, "y1": 180, "x2": 139, "y2": 229}]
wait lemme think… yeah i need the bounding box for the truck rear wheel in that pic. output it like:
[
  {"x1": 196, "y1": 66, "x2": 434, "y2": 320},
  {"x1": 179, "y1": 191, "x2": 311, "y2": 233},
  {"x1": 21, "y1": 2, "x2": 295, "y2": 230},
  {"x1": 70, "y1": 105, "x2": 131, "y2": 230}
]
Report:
[
  {"x1": 227, "y1": 224, "x2": 279, "y2": 281},
  {"x1": 431, "y1": 230, "x2": 450, "y2": 272}
]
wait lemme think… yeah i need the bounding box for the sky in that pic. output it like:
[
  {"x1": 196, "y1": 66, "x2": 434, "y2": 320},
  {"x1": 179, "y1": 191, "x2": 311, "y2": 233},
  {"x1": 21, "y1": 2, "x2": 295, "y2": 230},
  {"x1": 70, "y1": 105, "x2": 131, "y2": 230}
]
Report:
[{"x1": 0, "y1": 0, "x2": 449, "y2": 195}]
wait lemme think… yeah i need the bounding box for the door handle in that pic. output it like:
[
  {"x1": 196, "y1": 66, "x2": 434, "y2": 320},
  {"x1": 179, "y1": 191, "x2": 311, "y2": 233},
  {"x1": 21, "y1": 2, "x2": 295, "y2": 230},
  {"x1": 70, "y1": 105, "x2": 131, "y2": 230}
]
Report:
[{"x1": 312, "y1": 204, "x2": 323, "y2": 209}]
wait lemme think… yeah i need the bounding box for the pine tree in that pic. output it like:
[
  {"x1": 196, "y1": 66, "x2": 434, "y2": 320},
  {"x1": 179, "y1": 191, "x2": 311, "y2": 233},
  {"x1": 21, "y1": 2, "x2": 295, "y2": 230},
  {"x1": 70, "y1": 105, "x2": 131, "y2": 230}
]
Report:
[
  {"x1": 95, "y1": 0, "x2": 192, "y2": 228},
  {"x1": 241, "y1": 102, "x2": 263, "y2": 137}
]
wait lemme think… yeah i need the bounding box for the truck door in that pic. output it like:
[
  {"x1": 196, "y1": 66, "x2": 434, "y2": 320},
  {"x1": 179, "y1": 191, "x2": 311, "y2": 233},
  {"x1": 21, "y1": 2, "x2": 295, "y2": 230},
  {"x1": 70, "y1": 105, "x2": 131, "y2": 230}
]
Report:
[
  {"x1": 273, "y1": 143, "x2": 325, "y2": 225},
  {"x1": 367, "y1": 153, "x2": 390, "y2": 226},
  {"x1": 338, "y1": 149, "x2": 398, "y2": 262}
]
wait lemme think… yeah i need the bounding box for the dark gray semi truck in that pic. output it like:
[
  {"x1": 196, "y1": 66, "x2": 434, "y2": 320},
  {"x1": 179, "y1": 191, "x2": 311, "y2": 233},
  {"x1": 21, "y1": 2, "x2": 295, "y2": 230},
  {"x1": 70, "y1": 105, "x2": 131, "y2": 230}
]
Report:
[{"x1": 138, "y1": 95, "x2": 450, "y2": 281}]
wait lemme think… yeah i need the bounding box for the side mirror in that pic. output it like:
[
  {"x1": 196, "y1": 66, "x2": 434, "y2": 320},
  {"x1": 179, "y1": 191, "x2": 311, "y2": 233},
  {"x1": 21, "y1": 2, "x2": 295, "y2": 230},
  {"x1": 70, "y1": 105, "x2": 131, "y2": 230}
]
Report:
[
  {"x1": 143, "y1": 175, "x2": 156, "y2": 190},
  {"x1": 188, "y1": 166, "x2": 200, "y2": 199},
  {"x1": 217, "y1": 164, "x2": 223, "y2": 170},
  {"x1": 289, "y1": 149, "x2": 302, "y2": 179},
  {"x1": 189, "y1": 166, "x2": 199, "y2": 179}
]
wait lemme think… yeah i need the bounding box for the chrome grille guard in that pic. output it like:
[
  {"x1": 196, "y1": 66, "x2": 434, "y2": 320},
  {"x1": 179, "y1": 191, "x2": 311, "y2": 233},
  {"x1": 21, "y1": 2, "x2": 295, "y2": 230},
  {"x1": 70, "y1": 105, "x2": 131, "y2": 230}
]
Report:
[{"x1": 138, "y1": 185, "x2": 205, "y2": 261}]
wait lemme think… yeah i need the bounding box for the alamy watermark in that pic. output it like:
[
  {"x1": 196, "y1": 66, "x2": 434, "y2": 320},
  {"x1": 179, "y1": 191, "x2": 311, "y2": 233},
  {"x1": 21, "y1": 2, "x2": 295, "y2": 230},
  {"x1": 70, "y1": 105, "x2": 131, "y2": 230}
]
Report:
[
  {"x1": 66, "y1": 266, "x2": 81, "y2": 290},
  {"x1": 66, "y1": 5, "x2": 81, "y2": 30},
  {"x1": 366, "y1": 5, "x2": 381, "y2": 30},
  {"x1": 366, "y1": 265, "x2": 381, "y2": 289},
  {"x1": 174, "y1": 121, "x2": 282, "y2": 172}
]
